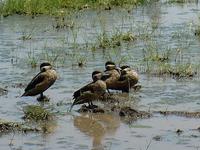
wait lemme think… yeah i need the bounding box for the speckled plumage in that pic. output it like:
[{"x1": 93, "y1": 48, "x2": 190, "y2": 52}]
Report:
[
  {"x1": 102, "y1": 61, "x2": 121, "y2": 90},
  {"x1": 114, "y1": 65, "x2": 139, "y2": 92},
  {"x1": 22, "y1": 63, "x2": 57, "y2": 99},
  {"x1": 71, "y1": 71, "x2": 107, "y2": 110}
]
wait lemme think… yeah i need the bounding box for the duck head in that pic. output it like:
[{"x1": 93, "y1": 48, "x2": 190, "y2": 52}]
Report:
[
  {"x1": 120, "y1": 65, "x2": 130, "y2": 70},
  {"x1": 120, "y1": 65, "x2": 131, "y2": 75},
  {"x1": 105, "y1": 61, "x2": 122, "y2": 75},
  {"x1": 105, "y1": 61, "x2": 116, "y2": 71},
  {"x1": 40, "y1": 62, "x2": 52, "y2": 72},
  {"x1": 92, "y1": 71, "x2": 103, "y2": 82}
]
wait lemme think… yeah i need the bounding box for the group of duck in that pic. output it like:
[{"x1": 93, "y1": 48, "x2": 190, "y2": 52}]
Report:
[{"x1": 21, "y1": 61, "x2": 139, "y2": 111}]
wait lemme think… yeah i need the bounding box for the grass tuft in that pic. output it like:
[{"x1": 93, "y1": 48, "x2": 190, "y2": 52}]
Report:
[
  {"x1": 23, "y1": 105, "x2": 53, "y2": 121},
  {"x1": 0, "y1": 0, "x2": 150, "y2": 17}
]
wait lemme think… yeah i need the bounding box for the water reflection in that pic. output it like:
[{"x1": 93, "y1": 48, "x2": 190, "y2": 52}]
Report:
[{"x1": 74, "y1": 113, "x2": 120, "y2": 150}]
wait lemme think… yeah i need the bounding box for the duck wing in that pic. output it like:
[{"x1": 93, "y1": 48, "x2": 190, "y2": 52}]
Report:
[
  {"x1": 73, "y1": 82, "x2": 94, "y2": 99},
  {"x1": 22, "y1": 72, "x2": 45, "y2": 96},
  {"x1": 101, "y1": 73, "x2": 111, "y2": 81}
]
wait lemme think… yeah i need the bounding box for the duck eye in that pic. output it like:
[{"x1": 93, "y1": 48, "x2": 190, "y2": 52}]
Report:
[{"x1": 41, "y1": 68, "x2": 46, "y2": 72}]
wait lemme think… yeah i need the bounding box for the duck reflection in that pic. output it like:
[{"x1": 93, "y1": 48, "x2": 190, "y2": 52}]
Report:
[{"x1": 74, "y1": 113, "x2": 120, "y2": 150}]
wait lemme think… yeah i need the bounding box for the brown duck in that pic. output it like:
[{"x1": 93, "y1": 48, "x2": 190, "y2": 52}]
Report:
[
  {"x1": 21, "y1": 62, "x2": 57, "y2": 101},
  {"x1": 102, "y1": 61, "x2": 121, "y2": 92},
  {"x1": 70, "y1": 71, "x2": 107, "y2": 111},
  {"x1": 112, "y1": 65, "x2": 139, "y2": 92}
]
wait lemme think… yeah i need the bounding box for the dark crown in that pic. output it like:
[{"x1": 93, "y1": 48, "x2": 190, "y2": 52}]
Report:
[
  {"x1": 92, "y1": 70, "x2": 102, "y2": 77},
  {"x1": 120, "y1": 65, "x2": 130, "y2": 70},
  {"x1": 40, "y1": 62, "x2": 51, "y2": 69},
  {"x1": 105, "y1": 61, "x2": 115, "y2": 67}
]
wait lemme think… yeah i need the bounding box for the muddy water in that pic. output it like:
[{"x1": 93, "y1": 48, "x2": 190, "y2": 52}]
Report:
[{"x1": 0, "y1": 1, "x2": 200, "y2": 150}]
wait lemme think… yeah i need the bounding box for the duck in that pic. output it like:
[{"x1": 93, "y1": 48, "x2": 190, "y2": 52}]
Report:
[
  {"x1": 70, "y1": 71, "x2": 107, "y2": 111},
  {"x1": 21, "y1": 62, "x2": 57, "y2": 101},
  {"x1": 120, "y1": 65, "x2": 139, "y2": 85},
  {"x1": 102, "y1": 61, "x2": 121, "y2": 92},
  {"x1": 114, "y1": 65, "x2": 139, "y2": 92}
]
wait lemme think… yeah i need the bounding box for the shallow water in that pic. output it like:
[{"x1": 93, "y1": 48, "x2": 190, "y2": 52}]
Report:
[{"x1": 0, "y1": 1, "x2": 200, "y2": 150}]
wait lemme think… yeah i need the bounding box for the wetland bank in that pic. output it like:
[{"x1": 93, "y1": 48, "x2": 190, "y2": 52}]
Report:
[{"x1": 1, "y1": 0, "x2": 200, "y2": 149}]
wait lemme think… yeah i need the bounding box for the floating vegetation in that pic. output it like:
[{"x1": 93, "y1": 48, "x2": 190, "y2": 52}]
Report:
[
  {"x1": 155, "y1": 111, "x2": 200, "y2": 118},
  {"x1": 76, "y1": 104, "x2": 151, "y2": 123},
  {"x1": 0, "y1": 119, "x2": 40, "y2": 133},
  {"x1": 194, "y1": 26, "x2": 200, "y2": 37},
  {"x1": 0, "y1": 87, "x2": 8, "y2": 96},
  {"x1": 19, "y1": 34, "x2": 32, "y2": 40},
  {"x1": 23, "y1": 105, "x2": 53, "y2": 121},
  {"x1": 176, "y1": 129, "x2": 183, "y2": 135},
  {"x1": 78, "y1": 105, "x2": 105, "y2": 113},
  {"x1": 112, "y1": 106, "x2": 152, "y2": 123},
  {"x1": 76, "y1": 55, "x2": 87, "y2": 67}
]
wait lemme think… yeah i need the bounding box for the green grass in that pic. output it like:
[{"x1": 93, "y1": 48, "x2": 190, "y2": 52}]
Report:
[
  {"x1": 93, "y1": 31, "x2": 136, "y2": 50},
  {"x1": 141, "y1": 52, "x2": 198, "y2": 78},
  {"x1": 23, "y1": 105, "x2": 53, "y2": 121},
  {"x1": 27, "y1": 50, "x2": 38, "y2": 68},
  {"x1": 0, "y1": 0, "x2": 150, "y2": 17}
]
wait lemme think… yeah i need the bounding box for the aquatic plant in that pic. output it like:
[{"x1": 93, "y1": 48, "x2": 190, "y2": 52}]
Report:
[
  {"x1": 141, "y1": 55, "x2": 198, "y2": 78},
  {"x1": 142, "y1": 43, "x2": 172, "y2": 62},
  {"x1": 112, "y1": 31, "x2": 136, "y2": 42},
  {"x1": 194, "y1": 26, "x2": 200, "y2": 37},
  {"x1": 53, "y1": 11, "x2": 75, "y2": 30},
  {"x1": 23, "y1": 105, "x2": 53, "y2": 121},
  {"x1": 27, "y1": 49, "x2": 38, "y2": 68},
  {"x1": 0, "y1": 119, "x2": 40, "y2": 133},
  {"x1": 20, "y1": 33, "x2": 32, "y2": 40},
  {"x1": 76, "y1": 54, "x2": 87, "y2": 67},
  {"x1": 0, "y1": 87, "x2": 8, "y2": 96},
  {"x1": 41, "y1": 48, "x2": 61, "y2": 66},
  {"x1": 0, "y1": 0, "x2": 150, "y2": 17},
  {"x1": 139, "y1": 37, "x2": 199, "y2": 78},
  {"x1": 94, "y1": 31, "x2": 136, "y2": 50}
]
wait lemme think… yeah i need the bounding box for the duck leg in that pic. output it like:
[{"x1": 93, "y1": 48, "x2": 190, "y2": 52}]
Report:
[
  {"x1": 37, "y1": 93, "x2": 49, "y2": 102},
  {"x1": 90, "y1": 101, "x2": 98, "y2": 109},
  {"x1": 87, "y1": 101, "x2": 98, "y2": 109},
  {"x1": 107, "y1": 88, "x2": 111, "y2": 94}
]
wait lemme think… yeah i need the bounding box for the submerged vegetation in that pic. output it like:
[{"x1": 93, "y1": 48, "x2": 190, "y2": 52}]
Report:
[
  {"x1": 0, "y1": 119, "x2": 40, "y2": 133},
  {"x1": 0, "y1": 0, "x2": 149, "y2": 17}
]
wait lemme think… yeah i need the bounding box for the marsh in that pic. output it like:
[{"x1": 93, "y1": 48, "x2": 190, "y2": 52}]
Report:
[{"x1": 0, "y1": 0, "x2": 200, "y2": 149}]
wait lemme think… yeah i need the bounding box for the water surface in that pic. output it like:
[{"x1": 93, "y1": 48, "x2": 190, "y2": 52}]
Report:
[{"x1": 0, "y1": 1, "x2": 200, "y2": 149}]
